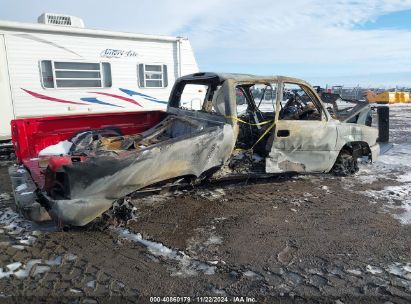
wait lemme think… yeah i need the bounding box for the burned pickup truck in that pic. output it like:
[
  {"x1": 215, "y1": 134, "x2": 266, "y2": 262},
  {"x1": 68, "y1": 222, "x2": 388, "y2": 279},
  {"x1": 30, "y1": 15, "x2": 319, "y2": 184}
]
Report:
[{"x1": 9, "y1": 73, "x2": 388, "y2": 226}]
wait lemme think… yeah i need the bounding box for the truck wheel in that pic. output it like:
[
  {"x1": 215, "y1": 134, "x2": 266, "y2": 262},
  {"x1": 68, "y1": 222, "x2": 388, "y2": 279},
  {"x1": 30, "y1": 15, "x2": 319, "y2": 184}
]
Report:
[{"x1": 332, "y1": 149, "x2": 359, "y2": 176}]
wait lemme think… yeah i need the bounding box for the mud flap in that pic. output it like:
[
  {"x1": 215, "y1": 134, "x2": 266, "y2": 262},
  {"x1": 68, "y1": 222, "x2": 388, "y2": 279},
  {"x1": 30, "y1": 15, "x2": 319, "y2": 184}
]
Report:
[{"x1": 377, "y1": 106, "x2": 389, "y2": 143}]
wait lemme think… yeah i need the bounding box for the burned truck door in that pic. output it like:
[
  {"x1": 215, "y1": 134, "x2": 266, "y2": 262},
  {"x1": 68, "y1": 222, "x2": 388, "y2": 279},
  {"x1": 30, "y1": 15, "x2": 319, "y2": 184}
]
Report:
[{"x1": 265, "y1": 81, "x2": 338, "y2": 173}]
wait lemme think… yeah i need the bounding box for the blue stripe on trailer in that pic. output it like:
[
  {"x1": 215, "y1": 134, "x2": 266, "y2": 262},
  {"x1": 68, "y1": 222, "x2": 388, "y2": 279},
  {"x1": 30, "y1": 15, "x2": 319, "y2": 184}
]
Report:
[
  {"x1": 119, "y1": 88, "x2": 168, "y2": 104},
  {"x1": 80, "y1": 97, "x2": 124, "y2": 108}
]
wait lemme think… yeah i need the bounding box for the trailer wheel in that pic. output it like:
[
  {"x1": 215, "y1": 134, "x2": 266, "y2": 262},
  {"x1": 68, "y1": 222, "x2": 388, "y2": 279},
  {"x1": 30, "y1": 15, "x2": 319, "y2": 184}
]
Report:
[{"x1": 332, "y1": 149, "x2": 359, "y2": 176}]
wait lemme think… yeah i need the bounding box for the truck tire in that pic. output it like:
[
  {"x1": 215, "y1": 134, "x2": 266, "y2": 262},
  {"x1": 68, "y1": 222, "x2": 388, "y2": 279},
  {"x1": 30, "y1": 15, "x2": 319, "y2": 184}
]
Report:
[{"x1": 332, "y1": 149, "x2": 359, "y2": 176}]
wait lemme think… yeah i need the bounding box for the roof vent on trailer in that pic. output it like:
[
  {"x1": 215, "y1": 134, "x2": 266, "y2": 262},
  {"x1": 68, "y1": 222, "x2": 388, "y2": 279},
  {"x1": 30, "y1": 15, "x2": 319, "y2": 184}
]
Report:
[{"x1": 37, "y1": 13, "x2": 85, "y2": 28}]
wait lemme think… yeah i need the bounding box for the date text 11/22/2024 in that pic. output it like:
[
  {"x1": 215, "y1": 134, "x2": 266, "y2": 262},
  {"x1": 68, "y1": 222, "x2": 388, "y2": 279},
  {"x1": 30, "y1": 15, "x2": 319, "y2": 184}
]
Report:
[{"x1": 149, "y1": 296, "x2": 257, "y2": 302}]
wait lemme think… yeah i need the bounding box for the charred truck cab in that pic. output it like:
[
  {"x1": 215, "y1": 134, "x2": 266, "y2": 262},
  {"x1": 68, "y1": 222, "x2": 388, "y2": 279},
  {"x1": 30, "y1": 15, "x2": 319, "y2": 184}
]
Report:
[{"x1": 9, "y1": 73, "x2": 387, "y2": 226}]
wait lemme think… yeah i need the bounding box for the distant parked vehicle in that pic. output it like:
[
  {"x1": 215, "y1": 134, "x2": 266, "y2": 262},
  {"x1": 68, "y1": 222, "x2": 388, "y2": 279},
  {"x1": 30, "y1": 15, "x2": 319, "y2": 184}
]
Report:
[{"x1": 331, "y1": 85, "x2": 366, "y2": 101}]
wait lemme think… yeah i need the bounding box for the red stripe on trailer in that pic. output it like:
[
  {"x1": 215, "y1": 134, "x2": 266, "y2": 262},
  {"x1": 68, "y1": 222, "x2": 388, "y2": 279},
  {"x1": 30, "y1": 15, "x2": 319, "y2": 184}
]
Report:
[
  {"x1": 91, "y1": 92, "x2": 142, "y2": 107},
  {"x1": 21, "y1": 88, "x2": 87, "y2": 105}
]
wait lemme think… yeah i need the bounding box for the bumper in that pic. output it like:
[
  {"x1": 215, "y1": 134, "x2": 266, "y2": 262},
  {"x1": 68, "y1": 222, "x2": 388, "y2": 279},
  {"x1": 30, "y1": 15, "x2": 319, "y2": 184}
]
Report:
[
  {"x1": 9, "y1": 165, "x2": 114, "y2": 226},
  {"x1": 8, "y1": 165, "x2": 51, "y2": 222}
]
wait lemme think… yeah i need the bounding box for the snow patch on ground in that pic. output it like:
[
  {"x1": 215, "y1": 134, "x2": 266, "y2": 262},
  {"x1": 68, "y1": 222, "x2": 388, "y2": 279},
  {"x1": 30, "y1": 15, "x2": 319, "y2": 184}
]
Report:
[
  {"x1": 0, "y1": 208, "x2": 78, "y2": 280},
  {"x1": 70, "y1": 288, "x2": 83, "y2": 294},
  {"x1": 378, "y1": 144, "x2": 411, "y2": 170},
  {"x1": 0, "y1": 193, "x2": 11, "y2": 201},
  {"x1": 243, "y1": 270, "x2": 258, "y2": 277},
  {"x1": 0, "y1": 208, "x2": 38, "y2": 238},
  {"x1": 386, "y1": 263, "x2": 411, "y2": 280},
  {"x1": 397, "y1": 171, "x2": 411, "y2": 183},
  {"x1": 0, "y1": 208, "x2": 55, "y2": 241},
  {"x1": 355, "y1": 144, "x2": 411, "y2": 185},
  {"x1": 204, "y1": 235, "x2": 223, "y2": 246},
  {"x1": 112, "y1": 227, "x2": 216, "y2": 277},
  {"x1": 86, "y1": 280, "x2": 96, "y2": 289},
  {"x1": 346, "y1": 269, "x2": 362, "y2": 276},
  {"x1": 320, "y1": 185, "x2": 332, "y2": 193},
  {"x1": 132, "y1": 192, "x2": 173, "y2": 206},
  {"x1": 38, "y1": 140, "x2": 72, "y2": 156},
  {"x1": 354, "y1": 167, "x2": 379, "y2": 184},
  {"x1": 197, "y1": 188, "x2": 226, "y2": 201},
  {"x1": 0, "y1": 256, "x2": 66, "y2": 279},
  {"x1": 353, "y1": 106, "x2": 411, "y2": 225},
  {"x1": 15, "y1": 184, "x2": 27, "y2": 192},
  {"x1": 0, "y1": 253, "x2": 76, "y2": 280},
  {"x1": 364, "y1": 183, "x2": 411, "y2": 225},
  {"x1": 0, "y1": 208, "x2": 55, "y2": 234},
  {"x1": 187, "y1": 218, "x2": 225, "y2": 257},
  {"x1": 366, "y1": 265, "x2": 383, "y2": 274}
]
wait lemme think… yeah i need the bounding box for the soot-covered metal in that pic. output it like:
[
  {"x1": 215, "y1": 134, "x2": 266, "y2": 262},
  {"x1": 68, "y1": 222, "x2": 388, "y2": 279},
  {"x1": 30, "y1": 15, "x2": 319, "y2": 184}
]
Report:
[{"x1": 11, "y1": 73, "x2": 385, "y2": 226}]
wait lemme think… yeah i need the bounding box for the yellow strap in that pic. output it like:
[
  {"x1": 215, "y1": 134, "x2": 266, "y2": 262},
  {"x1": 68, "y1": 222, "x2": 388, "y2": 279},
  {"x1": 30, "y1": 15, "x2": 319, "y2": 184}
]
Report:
[
  {"x1": 225, "y1": 115, "x2": 273, "y2": 126},
  {"x1": 252, "y1": 122, "x2": 275, "y2": 149}
]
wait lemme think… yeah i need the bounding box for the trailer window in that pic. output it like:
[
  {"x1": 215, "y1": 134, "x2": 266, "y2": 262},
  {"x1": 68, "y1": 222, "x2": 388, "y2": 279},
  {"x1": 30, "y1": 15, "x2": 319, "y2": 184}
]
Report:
[
  {"x1": 138, "y1": 64, "x2": 168, "y2": 88},
  {"x1": 40, "y1": 61, "x2": 112, "y2": 88},
  {"x1": 40, "y1": 61, "x2": 54, "y2": 88}
]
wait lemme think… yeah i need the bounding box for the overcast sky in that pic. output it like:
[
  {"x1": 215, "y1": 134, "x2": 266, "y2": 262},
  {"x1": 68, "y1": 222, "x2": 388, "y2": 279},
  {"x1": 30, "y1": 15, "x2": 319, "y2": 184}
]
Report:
[{"x1": 1, "y1": 0, "x2": 411, "y2": 87}]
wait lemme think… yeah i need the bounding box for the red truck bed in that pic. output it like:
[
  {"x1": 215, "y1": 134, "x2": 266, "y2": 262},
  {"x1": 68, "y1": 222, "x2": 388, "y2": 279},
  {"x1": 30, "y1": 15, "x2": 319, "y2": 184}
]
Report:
[{"x1": 11, "y1": 111, "x2": 164, "y2": 188}]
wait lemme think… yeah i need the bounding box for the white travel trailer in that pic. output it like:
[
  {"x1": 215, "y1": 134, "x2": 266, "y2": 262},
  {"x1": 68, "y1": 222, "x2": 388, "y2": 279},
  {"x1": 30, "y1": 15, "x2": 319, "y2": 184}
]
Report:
[{"x1": 0, "y1": 13, "x2": 199, "y2": 142}]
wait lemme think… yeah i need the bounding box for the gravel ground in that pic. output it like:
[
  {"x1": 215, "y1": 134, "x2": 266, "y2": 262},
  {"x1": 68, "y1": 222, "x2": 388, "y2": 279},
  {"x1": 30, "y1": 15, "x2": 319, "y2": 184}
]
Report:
[{"x1": 0, "y1": 105, "x2": 410, "y2": 303}]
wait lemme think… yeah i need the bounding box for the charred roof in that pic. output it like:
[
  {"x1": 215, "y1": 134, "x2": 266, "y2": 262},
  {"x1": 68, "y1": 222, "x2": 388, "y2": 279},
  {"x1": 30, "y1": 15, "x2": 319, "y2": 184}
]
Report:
[{"x1": 177, "y1": 72, "x2": 313, "y2": 87}]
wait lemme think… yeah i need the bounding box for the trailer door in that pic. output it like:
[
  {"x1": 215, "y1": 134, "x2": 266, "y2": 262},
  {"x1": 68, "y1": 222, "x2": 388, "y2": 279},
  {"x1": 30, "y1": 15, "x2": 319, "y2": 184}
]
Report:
[{"x1": 0, "y1": 34, "x2": 14, "y2": 141}]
